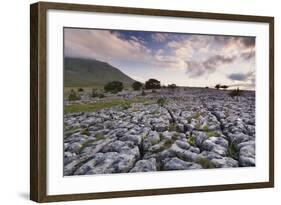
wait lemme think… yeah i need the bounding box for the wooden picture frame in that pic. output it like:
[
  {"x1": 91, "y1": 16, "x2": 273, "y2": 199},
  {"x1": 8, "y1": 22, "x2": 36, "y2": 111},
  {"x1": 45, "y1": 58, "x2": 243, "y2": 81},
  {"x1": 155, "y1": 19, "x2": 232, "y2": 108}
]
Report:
[{"x1": 30, "y1": 1, "x2": 274, "y2": 202}]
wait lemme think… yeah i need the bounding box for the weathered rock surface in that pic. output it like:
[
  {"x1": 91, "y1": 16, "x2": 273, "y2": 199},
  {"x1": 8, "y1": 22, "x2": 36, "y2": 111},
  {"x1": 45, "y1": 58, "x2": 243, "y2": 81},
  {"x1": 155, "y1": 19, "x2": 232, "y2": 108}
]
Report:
[{"x1": 64, "y1": 88, "x2": 255, "y2": 175}]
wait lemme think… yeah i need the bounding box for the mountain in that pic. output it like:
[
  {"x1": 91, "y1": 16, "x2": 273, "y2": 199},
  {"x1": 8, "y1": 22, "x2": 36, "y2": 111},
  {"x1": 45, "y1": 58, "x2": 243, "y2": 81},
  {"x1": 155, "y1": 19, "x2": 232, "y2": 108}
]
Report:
[{"x1": 64, "y1": 57, "x2": 135, "y2": 87}]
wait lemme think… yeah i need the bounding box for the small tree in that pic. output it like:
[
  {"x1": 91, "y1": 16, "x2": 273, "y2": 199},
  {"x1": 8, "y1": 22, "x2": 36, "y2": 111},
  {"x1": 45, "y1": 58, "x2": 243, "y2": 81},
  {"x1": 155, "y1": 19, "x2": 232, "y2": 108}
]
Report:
[
  {"x1": 221, "y1": 85, "x2": 229, "y2": 90},
  {"x1": 104, "y1": 81, "x2": 123, "y2": 94},
  {"x1": 68, "y1": 89, "x2": 81, "y2": 101},
  {"x1": 228, "y1": 87, "x2": 243, "y2": 101},
  {"x1": 145, "y1": 79, "x2": 161, "y2": 90},
  {"x1": 215, "y1": 84, "x2": 221, "y2": 90},
  {"x1": 132, "y1": 81, "x2": 143, "y2": 91}
]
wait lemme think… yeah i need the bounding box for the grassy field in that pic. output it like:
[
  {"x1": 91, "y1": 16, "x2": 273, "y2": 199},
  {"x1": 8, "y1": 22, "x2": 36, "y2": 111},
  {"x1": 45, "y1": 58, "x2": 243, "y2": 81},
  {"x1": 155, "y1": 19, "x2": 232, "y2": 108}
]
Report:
[{"x1": 64, "y1": 98, "x2": 153, "y2": 114}]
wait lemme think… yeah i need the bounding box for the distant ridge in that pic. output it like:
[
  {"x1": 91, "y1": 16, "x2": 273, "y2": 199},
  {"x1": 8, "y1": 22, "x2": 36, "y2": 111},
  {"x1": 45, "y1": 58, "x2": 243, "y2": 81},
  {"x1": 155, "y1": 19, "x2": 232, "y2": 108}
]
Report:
[{"x1": 64, "y1": 57, "x2": 135, "y2": 87}]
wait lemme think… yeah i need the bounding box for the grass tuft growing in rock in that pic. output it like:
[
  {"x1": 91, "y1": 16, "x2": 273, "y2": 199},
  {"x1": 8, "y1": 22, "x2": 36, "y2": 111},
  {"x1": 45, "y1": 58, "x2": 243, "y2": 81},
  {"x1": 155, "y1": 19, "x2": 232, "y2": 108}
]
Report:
[
  {"x1": 193, "y1": 112, "x2": 201, "y2": 119},
  {"x1": 157, "y1": 98, "x2": 167, "y2": 107},
  {"x1": 168, "y1": 123, "x2": 181, "y2": 132},
  {"x1": 203, "y1": 124, "x2": 209, "y2": 132},
  {"x1": 195, "y1": 157, "x2": 215, "y2": 169},
  {"x1": 227, "y1": 142, "x2": 239, "y2": 160},
  {"x1": 194, "y1": 123, "x2": 201, "y2": 130},
  {"x1": 187, "y1": 135, "x2": 196, "y2": 146},
  {"x1": 206, "y1": 131, "x2": 220, "y2": 138},
  {"x1": 80, "y1": 129, "x2": 90, "y2": 136},
  {"x1": 95, "y1": 133, "x2": 106, "y2": 141}
]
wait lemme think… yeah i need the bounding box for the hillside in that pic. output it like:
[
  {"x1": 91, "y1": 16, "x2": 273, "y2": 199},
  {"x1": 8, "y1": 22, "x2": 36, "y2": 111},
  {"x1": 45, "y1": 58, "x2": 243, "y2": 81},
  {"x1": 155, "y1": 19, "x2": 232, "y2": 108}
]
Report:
[{"x1": 64, "y1": 57, "x2": 135, "y2": 87}]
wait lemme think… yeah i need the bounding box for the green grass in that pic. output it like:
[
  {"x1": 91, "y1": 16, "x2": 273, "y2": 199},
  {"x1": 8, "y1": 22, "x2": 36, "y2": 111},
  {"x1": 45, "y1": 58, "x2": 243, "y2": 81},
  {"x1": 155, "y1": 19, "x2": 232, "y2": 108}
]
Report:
[
  {"x1": 206, "y1": 131, "x2": 220, "y2": 138},
  {"x1": 186, "y1": 117, "x2": 192, "y2": 124},
  {"x1": 187, "y1": 136, "x2": 196, "y2": 146},
  {"x1": 168, "y1": 123, "x2": 181, "y2": 132},
  {"x1": 157, "y1": 98, "x2": 167, "y2": 107},
  {"x1": 227, "y1": 142, "x2": 239, "y2": 160},
  {"x1": 203, "y1": 124, "x2": 209, "y2": 132},
  {"x1": 195, "y1": 157, "x2": 215, "y2": 169},
  {"x1": 64, "y1": 98, "x2": 151, "y2": 114},
  {"x1": 95, "y1": 133, "x2": 106, "y2": 141},
  {"x1": 80, "y1": 129, "x2": 90, "y2": 136},
  {"x1": 78, "y1": 140, "x2": 95, "y2": 153},
  {"x1": 194, "y1": 123, "x2": 201, "y2": 130},
  {"x1": 193, "y1": 112, "x2": 201, "y2": 119},
  {"x1": 64, "y1": 126, "x2": 81, "y2": 138},
  {"x1": 78, "y1": 133, "x2": 106, "y2": 153}
]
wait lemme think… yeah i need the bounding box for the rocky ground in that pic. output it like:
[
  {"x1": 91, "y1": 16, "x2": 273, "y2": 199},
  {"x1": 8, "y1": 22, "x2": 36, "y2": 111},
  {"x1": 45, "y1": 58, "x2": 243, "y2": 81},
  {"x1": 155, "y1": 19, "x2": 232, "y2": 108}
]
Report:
[{"x1": 63, "y1": 88, "x2": 255, "y2": 176}]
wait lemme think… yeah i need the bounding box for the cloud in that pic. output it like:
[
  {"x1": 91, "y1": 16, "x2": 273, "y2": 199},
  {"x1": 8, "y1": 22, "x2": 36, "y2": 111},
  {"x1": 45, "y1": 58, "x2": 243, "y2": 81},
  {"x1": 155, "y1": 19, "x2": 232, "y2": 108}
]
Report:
[
  {"x1": 65, "y1": 28, "x2": 256, "y2": 88},
  {"x1": 228, "y1": 71, "x2": 255, "y2": 82},
  {"x1": 186, "y1": 54, "x2": 237, "y2": 77},
  {"x1": 186, "y1": 61, "x2": 206, "y2": 77},
  {"x1": 228, "y1": 73, "x2": 248, "y2": 81},
  {"x1": 151, "y1": 33, "x2": 170, "y2": 42},
  {"x1": 241, "y1": 50, "x2": 255, "y2": 60},
  {"x1": 64, "y1": 28, "x2": 151, "y2": 62},
  {"x1": 203, "y1": 55, "x2": 237, "y2": 71}
]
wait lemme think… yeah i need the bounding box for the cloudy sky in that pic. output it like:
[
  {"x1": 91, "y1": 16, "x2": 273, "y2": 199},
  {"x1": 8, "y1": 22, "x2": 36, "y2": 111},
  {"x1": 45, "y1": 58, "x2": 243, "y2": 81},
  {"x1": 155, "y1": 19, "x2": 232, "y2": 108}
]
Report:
[{"x1": 64, "y1": 28, "x2": 256, "y2": 90}]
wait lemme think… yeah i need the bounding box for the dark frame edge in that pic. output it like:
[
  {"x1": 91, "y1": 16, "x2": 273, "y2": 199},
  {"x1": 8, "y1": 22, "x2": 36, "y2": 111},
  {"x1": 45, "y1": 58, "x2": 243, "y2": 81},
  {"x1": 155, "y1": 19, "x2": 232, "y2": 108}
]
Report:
[
  {"x1": 41, "y1": 181, "x2": 273, "y2": 202},
  {"x1": 30, "y1": 2, "x2": 39, "y2": 202},
  {"x1": 269, "y1": 17, "x2": 274, "y2": 188},
  {"x1": 30, "y1": 2, "x2": 48, "y2": 203}
]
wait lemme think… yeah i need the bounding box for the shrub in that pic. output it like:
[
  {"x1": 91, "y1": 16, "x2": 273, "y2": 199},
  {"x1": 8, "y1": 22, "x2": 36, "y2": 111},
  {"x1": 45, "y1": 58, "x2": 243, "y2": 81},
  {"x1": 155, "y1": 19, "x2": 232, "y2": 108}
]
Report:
[
  {"x1": 92, "y1": 89, "x2": 105, "y2": 98},
  {"x1": 132, "y1": 81, "x2": 143, "y2": 91},
  {"x1": 68, "y1": 89, "x2": 81, "y2": 101},
  {"x1": 98, "y1": 93, "x2": 105, "y2": 98},
  {"x1": 92, "y1": 88, "x2": 99, "y2": 98},
  {"x1": 157, "y1": 98, "x2": 167, "y2": 107},
  {"x1": 141, "y1": 89, "x2": 146, "y2": 96},
  {"x1": 104, "y1": 81, "x2": 123, "y2": 93},
  {"x1": 145, "y1": 79, "x2": 161, "y2": 89},
  {"x1": 78, "y1": 88, "x2": 84, "y2": 92}
]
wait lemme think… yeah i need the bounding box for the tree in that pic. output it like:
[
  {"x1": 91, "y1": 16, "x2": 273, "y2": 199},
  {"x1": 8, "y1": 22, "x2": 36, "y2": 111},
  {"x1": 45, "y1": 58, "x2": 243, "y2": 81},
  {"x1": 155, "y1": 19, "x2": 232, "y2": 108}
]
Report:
[
  {"x1": 104, "y1": 81, "x2": 124, "y2": 93},
  {"x1": 168, "y1": 84, "x2": 177, "y2": 89},
  {"x1": 220, "y1": 85, "x2": 229, "y2": 90},
  {"x1": 145, "y1": 79, "x2": 161, "y2": 89},
  {"x1": 132, "y1": 81, "x2": 143, "y2": 91},
  {"x1": 215, "y1": 84, "x2": 221, "y2": 90}
]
